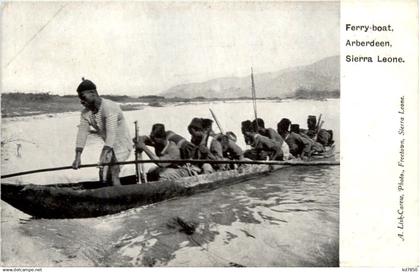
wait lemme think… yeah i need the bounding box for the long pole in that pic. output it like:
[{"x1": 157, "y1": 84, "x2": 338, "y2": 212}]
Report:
[
  {"x1": 209, "y1": 108, "x2": 224, "y2": 134},
  {"x1": 134, "y1": 121, "x2": 147, "y2": 183},
  {"x1": 1, "y1": 159, "x2": 339, "y2": 179},
  {"x1": 251, "y1": 67, "x2": 259, "y2": 130},
  {"x1": 316, "y1": 114, "x2": 322, "y2": 131},
  {"x1": 315, "y1": 121, "x2": 325, "y2": 138},
  {"x1": 134, "y1": 121, "x2": 141, "y2": 183},
  {"x1": 140, "y1": 156, "x2": 147, "y2": 183}
]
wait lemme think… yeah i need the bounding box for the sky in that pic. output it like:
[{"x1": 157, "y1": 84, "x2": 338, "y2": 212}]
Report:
[{"x1": 1, "y1": 1, "x2": 339, "y2": 96}]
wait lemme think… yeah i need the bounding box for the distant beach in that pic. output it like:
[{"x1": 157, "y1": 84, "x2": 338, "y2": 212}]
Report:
[{"x1": 1, "y1": 92, "x2": 339, "y2": 118}]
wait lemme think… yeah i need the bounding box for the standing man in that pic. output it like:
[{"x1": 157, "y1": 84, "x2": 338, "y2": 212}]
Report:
[{"x1": 72, "y1": 78, "x2": 133, "y2": 186}]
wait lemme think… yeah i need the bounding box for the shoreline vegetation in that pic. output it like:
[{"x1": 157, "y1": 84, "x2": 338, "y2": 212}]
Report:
[{"x1": 1, "y1": 89, "x2": 339, "y2": 118}]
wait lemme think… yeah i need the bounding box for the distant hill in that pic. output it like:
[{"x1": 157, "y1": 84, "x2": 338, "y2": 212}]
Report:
[{"x1": 161, "y1": 56, "x2": 339, "y2": 98}]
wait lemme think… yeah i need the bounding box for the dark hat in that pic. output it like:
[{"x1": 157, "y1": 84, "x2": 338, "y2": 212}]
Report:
[
  {"x1": 77, "y1": 78, "x2": 96, "y2": 93},
  {"x1": 252, "y1": 118, "x2": 265, "y2": 130},
  {"x1": 201, "y1": 118, "x2": 213, "y2": 130},
  {"x1": 150, "y1": 123, "x2": 166, "y2": 139},
  {"x1": 290, "y1": 124, "x2": 300, "y2": 133},
  {"x1": 188, "y1": 118, "x2": 203, "y2": 131},
  {"x1": 306, "y1": 130, "x2": 316, "y2": 138},
  {"x1": 241, "y1": 120, "x2": 252, "y2": 133},
  {"x1": 307, "y1": 115, "x2": 317, "y2": 130},
  {"x1": 277, "y1": 118, "x2": 291, "y2": 133},
  {"x1": 327, "y1": 130, "x2": 333, "y2": 139},
  {"x1": 226, "y1": 131, "x2": 237, "y2": 142}
]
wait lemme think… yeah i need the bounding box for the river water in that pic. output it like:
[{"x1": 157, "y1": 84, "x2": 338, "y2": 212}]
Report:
[{"x1": 1, "y1": 99, "x2": 339, "y2": 267}]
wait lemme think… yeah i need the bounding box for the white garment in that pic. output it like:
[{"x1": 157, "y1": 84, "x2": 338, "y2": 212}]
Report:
[
  {"x1": 281, "y1": 141, "x2": 291, "y2": 160},
  {"x1": 75, "y1": 98, "x2": 132, "y2": 162}
]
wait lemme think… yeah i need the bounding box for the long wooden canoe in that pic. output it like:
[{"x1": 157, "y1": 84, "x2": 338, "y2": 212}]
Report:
[{"x1": 1, "y1": 153, "x2": 337, "y2": 219}]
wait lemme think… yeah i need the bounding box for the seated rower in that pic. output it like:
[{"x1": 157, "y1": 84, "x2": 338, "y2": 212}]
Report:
[
  {"x1": 290, "y1": 124, "x2": 325, "y2": 154},
  {"x1": 304, "y1": 115, "x2": 318, "y2": 139},
  {"x1": 241, "y1": 120, "x2": 284, "y2": 161},
  {"x1": 251, "y1": 118, "x2": 283, "y2": 142},
  {"x1": 202, "y1": 118, "x2": 216, "y2": 148},
  {"x1": 134, "y1": 124, "x2": 194, "y2": 182},
  {"x1": 227, "y1": 131, "x2": 245, "y2": 165},
  {"x1": 303, "y1": 115, "x2": 334, "y2": 147},
  {"x1": 252, "y1": 118, "x2": 292, "y2": 160},
  {"x1": 290, "y1": 124, "x2": 301, "y2": 134},
  {"x1": 278, "y1": 118, "x2": 312, "y2": 160},
  {"x1": 226, "y1": 131, "x2": 238, "y2": 142},
  {"x1": 210, "y1": 132, "x2": 244, "y2": 170},
  {"x1": 188, "y1": 117, "x2": 205, "y2": 146},
  {"x1": 187, "y1": 118, "x2": 216, "y2": 174},
  {"x1": 316, "y1": 129, "x2": 334, "y2": 147},
  {"x1": 142, "y1": 123, "x2": 197, "y2": 160}
]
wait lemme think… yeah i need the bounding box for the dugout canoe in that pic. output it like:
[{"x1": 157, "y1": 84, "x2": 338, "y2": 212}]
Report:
[{"x1": 1, "y1": 152, "x2": 336, "y2": 219}]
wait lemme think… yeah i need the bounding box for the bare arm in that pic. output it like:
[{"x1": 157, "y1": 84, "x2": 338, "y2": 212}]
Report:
[
  {"x1": 75, "y1": 113, "x2": 90, "y2": 152},
  {"x1": 136, "y1": 141, "x2": 179, "y2": 168},
  {"x1": 228, "y1": 140, "x2": 244, "y2": 160},
  {"x1": 210, "y1": 139, "x2": 224, "y2": 160},
  {"x1": 140, "y1": 145, "x2": 168, "y2": 167},
  {"x1": 298, "y1": 134, "x2": 313, "y2": 159},
  {"x1": 73, "y1": 113, "x2": 90, "y2": 169}
]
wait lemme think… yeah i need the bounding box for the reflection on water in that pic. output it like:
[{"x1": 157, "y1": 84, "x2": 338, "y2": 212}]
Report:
[{"x1": 1, "y1": 100, "x2": 339, "y2": 266}]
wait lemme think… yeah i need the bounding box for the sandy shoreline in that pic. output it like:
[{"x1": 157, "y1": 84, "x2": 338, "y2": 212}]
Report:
[{"x1": 1, "y1": 98, "x2": 334, "y2": 120}]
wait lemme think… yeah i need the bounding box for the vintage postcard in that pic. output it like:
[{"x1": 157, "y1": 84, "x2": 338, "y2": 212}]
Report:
[{"x1": 0, "y1": 0, "x2": 418, "y2": 269}]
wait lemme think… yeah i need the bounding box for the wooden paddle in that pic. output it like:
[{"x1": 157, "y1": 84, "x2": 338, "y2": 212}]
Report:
[
  {"x1": 209, "y1": 108, "x2": 224, "y2": 134},
  {"x1": 250, "y1": 67, "x2": 258, "y2": 127},
  {"x1": 134, "y1": 121, "x2": 147, "y2": 183},
  {"x1": 1, "y1": 159, "x2": 339, "y2": 179},
  {"x1": 316, "y1": 114, "x2": 322, "y2": 131}
]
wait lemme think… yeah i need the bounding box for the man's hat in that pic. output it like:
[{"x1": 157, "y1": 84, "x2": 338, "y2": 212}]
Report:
[
  {"x1": 150, "y1": 123, "x2": 166, "y2": 139},
  {"x1": 277, "y1": 118, "x2": 291, "y2": 133},
  {"x1": 201, "y1": 118, "x2": 213, "y2": 130},
  {"x1": 241, "y1": 120, "x2": 252, "y2": 133},
  {"x1": 77, "y1": 78, "x2": 96, "y2": 93},
  {"x1": 307, "y1": 115, "x2": 317, "y2": 130},
  {"x1": 252, "y1": 118, "x2": 265, "y2": 130},
  {"x1": 188, "y1": 118, "x2": 203, "y2": 131},
  {"x1": 290, "y1": 124, "x2": 300, "y2": 133}
]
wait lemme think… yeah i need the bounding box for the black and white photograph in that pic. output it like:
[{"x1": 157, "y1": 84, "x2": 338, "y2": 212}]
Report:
[{"x1": 1, "y1": 1, "x2": 340, "y2": 267}]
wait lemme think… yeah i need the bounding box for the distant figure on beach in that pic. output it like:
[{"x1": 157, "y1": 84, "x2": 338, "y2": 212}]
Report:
[{"x1": 72, "y1": 78, "x2": 132, "y2": 186}]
